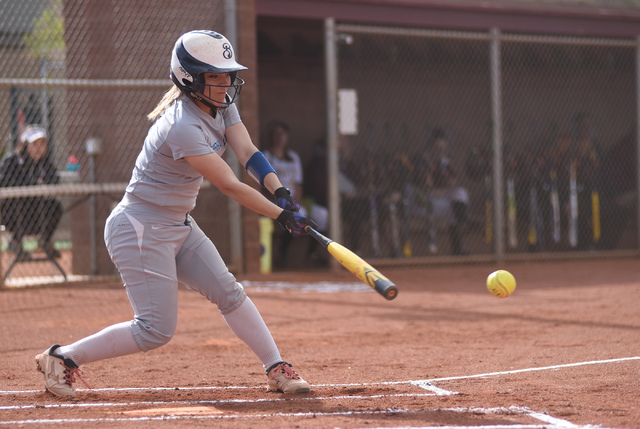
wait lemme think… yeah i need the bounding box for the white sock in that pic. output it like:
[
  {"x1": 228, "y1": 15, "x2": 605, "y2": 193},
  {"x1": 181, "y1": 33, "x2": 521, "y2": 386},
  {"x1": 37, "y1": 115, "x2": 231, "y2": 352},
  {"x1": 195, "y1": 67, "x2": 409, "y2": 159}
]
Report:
[
  {"x1": 223, "y1": 297, "x2": 282, "y2": 369},
  {"x1": 57, "y1": 321, "x2": 141, "y2": 366}
]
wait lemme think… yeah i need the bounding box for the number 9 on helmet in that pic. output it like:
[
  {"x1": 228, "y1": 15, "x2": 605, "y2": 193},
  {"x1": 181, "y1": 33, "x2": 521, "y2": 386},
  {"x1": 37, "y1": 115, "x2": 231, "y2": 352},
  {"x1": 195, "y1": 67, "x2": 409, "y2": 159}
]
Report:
[{"x1": 170, "y1": 30, "x2": 247, "y2": 110}]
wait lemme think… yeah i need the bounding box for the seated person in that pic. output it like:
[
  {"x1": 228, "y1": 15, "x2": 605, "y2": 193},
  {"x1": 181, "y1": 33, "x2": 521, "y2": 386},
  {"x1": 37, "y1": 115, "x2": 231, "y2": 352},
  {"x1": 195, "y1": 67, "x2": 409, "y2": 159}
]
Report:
[
  {"x1": 405, "y1": 128, "x2": 470, "y2": 255},
  {"x1": 0, "y1": 125, "x2": 63, "y2": 258},
  {"x1": 263, "y1": 121, "x2": 304, "y2": 266}
]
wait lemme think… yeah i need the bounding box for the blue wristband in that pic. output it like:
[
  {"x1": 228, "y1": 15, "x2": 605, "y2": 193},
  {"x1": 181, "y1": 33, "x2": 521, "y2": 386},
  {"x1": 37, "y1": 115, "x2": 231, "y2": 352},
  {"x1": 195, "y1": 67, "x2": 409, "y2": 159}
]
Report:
[{"x1": 245, "y1": 151, "x2": 276, "y2": 187}]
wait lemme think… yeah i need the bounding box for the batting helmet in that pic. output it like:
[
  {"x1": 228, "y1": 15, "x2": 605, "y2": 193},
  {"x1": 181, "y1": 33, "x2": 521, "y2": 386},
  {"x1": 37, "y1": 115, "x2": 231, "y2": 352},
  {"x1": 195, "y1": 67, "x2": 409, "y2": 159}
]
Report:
[{"x1": 170, "y1": 30, "x2": 247, "y2": 110}]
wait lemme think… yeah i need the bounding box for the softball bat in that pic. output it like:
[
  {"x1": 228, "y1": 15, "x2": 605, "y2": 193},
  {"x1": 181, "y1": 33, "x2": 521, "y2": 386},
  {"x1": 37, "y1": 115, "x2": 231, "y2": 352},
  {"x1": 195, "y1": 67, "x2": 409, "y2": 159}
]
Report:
[{"x1": 304, "y1": 226, "x2": 398, "y2": 300}]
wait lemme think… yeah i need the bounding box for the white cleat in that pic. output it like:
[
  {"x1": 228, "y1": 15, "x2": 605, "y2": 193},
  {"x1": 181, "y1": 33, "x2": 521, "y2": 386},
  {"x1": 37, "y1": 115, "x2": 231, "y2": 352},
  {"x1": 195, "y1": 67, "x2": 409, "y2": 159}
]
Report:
[
  {"x1": 266, "y1": 361, "x2": 311, "y2": 393},
  {"x1": 35, "y1": 345, "x2": 89, "y2": 397}
]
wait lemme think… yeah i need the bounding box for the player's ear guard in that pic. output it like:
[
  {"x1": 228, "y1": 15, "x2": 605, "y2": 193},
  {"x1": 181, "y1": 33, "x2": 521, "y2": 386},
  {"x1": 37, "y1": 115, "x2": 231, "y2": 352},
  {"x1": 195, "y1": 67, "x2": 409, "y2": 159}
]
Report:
[
  {"x1": 245, "y1": 151, "x2": 276, "y2": 187},
  {"x1": 277, "y1": 209, "x2": 317, "y2": 237}
]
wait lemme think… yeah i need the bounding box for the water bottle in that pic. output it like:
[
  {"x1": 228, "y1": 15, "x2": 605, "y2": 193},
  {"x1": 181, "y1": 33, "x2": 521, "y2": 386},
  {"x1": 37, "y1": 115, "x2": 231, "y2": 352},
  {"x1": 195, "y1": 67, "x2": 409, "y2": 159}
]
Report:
[{"x1": 66, "y1": 155, "x2": 79, "y2": 172}]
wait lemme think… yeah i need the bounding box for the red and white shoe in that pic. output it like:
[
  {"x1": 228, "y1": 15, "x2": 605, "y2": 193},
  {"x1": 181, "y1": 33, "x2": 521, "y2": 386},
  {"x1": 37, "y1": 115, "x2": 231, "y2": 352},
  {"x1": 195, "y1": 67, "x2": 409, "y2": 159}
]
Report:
[
  {"x1": 35, "y1": 345, "x2": 90, "y2": 397},
  {"x1": 266, "y1": 361, "x2": 311, "y2": 393}
]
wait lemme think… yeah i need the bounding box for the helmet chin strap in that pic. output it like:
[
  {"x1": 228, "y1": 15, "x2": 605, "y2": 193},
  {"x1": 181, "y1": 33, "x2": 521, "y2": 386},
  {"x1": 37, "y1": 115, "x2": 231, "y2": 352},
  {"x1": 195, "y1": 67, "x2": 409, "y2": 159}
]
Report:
[
  {"x1": 187, "y1": 91, "x2": 223, "y2": 116},
  {"x1": 188, "y1": 79, "x2": 244, "y2": 112}
]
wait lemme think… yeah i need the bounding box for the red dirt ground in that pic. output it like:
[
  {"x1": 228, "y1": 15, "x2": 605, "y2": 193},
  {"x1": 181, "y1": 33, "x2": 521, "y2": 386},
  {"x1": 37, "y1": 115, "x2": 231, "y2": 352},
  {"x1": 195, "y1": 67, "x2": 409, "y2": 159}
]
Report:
[{"x1": 0, "y1": 258, "x2": 639, "y2": 428}]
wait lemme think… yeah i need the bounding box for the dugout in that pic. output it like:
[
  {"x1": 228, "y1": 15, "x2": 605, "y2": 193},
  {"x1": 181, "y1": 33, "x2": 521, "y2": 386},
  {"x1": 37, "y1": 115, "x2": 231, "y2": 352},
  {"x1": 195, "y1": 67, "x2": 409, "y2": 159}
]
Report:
[{"x1": 256, "y1": 0, "x2": 640, "y2": 263}]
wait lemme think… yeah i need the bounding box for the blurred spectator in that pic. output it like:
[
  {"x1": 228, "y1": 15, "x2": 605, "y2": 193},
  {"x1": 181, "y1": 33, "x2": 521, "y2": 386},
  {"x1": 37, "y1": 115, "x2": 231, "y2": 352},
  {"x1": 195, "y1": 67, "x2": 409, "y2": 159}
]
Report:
[
  {"x1": 407, "y1": 128, "x2": 470, "y2": 255},
  {"x1": 598, "y1": 130, "x2": 636, "y2": 249},
  {"x1": 338, "y1": 138, "x2": 375, "y2": 256},
  {"x1": 263, "y1": 120, "x2": 301, "y2": 267},
  {"x1": 382, "y1": 152, "x2": 414, "y2": 257},
  {"x1": 0, "y1": 125, "x2": 62, "y2": 258},
  {"x1": 264, "y1": 121, "x2": 304, "y2": 204},
  {"x1": 264, "y1": 121, "x2": 328, "y2": 267},
  {"x1": 305, "y1": 137, "x2": 378, "y2": 258}
]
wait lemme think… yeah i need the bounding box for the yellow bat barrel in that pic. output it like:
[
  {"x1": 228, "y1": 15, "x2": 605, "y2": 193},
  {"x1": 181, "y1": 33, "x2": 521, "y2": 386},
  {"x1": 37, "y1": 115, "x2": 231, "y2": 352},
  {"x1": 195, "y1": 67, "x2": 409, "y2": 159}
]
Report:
[{"x1": 327, "y1": 242, "x2": 398, "y2": 300}]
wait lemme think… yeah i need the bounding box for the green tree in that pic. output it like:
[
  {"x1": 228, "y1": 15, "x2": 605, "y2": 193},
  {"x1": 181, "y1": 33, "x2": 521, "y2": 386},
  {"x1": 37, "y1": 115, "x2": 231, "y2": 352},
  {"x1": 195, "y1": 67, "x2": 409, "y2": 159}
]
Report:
[{"x1": 23, "y1": 0, "x2": 65, "y2": 59}]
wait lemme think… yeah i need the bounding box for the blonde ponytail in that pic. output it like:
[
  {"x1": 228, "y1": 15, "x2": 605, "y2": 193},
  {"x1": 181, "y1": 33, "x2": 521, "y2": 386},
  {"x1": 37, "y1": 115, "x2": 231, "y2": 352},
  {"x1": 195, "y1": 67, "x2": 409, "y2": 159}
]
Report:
[{"x1": 147, "y1": 85, "x2": 183, "y2": 122}]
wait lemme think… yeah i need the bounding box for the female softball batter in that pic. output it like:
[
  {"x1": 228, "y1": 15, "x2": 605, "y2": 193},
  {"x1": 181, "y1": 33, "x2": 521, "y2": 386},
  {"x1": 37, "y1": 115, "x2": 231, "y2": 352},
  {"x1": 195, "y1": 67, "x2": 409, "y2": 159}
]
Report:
[{"x1": 35, "y1": 30, "x2": 316, "y2": 397}]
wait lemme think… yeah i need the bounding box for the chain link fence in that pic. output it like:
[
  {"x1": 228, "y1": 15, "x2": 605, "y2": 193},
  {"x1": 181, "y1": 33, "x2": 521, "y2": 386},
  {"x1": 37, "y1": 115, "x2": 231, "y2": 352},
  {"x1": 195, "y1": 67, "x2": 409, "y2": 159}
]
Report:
[
  {"x1": 1, "y1": 1, "x2": 639, "y2": 283},
  {"x1": 330, "y1": 23, "x2": 638, "y2": 263},
  {"x1": 0, "y1": 0, "x2": 228, "y2": 285}
]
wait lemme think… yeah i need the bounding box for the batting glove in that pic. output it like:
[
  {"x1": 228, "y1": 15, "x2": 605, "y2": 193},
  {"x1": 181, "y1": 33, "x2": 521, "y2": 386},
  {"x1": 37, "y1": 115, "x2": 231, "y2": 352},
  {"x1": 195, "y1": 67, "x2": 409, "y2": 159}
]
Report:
[
  {"x1": 277, "y1": 209, "x2": 317, "y2": 237},
  {"x1": 274, "y1": 187, "x2": 300, "y2": 212}
]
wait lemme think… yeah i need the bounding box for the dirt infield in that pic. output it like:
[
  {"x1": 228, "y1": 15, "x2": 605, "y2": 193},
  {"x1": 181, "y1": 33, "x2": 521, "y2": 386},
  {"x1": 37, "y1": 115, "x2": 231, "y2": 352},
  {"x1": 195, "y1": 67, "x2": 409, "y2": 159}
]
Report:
[{"x1": 0, "y1": 258, "x2": 639, "y2": 428}]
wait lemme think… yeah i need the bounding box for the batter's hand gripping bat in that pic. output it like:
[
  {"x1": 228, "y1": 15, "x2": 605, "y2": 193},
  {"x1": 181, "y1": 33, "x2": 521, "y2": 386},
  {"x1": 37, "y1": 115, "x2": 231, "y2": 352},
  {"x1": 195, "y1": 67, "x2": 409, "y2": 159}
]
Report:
[{"x1": 304, "y1": 226, "x2": 398, "y2": 300}]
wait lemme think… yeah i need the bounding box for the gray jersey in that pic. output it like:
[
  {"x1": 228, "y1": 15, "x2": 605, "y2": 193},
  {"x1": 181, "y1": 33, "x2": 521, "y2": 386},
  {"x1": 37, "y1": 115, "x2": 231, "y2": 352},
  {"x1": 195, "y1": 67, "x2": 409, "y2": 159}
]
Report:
[{"x1": 125, "y1": 96, "x2": 241, "y2": 214}]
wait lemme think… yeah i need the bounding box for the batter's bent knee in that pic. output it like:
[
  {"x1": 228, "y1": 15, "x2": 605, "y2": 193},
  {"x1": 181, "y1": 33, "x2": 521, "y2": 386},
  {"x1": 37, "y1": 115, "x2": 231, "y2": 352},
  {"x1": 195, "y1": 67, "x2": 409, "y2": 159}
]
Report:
[
  {"x1": 131, "y1": 318, "x2": 176, "y2": 352},
  {"x1": 218, "y1": 283, "x2": 247, "y2": 315}
]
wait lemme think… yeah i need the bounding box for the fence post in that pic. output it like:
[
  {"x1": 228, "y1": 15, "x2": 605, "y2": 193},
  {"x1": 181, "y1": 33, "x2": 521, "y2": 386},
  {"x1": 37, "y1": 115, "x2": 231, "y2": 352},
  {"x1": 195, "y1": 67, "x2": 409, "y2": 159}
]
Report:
[
  {"x1": 86, "y1": 137, "x2": 101, "y2": 275},
  {"x1": 490, "y1": 28, "x2": 505, "y2": 262},
  {"x1": 636, "y1": 35, "x2": 640, "y2": 255},
  {"x1": 225, "y1": 0, "x2": 244, "y2": 272},
  {"x1": 0, "y1": 226, "x2": 4, "y2": 289},
  {"x1": 325, "y1": 17, "x2": 342, "y2": 270}
]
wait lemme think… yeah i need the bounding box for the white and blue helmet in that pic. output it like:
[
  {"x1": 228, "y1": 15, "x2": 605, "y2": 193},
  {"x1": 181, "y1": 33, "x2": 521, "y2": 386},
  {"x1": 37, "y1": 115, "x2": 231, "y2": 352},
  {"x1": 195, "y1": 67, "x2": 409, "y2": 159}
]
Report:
[{"x1": 170, "y1": 30, "x2": 247, "y2": 109}]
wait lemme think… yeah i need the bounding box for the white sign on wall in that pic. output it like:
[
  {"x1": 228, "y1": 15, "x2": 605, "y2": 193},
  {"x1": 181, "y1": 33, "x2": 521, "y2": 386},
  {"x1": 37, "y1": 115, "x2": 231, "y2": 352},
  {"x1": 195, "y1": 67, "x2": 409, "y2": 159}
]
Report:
[{"x1": 338, "y1": 88, "x2": 358, "y2": 135}]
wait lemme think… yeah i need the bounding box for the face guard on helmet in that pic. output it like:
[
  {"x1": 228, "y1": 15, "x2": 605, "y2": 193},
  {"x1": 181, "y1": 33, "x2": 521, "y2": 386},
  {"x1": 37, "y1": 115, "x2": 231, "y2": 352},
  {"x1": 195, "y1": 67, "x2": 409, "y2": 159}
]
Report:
[{"x1": 170, "y1": 30, "x2": 247, "y2": 110}]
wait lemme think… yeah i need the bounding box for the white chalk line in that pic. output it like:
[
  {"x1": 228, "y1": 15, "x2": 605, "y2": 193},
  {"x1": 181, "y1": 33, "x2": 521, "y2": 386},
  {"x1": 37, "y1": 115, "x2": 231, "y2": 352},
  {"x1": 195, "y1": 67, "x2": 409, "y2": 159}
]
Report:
[
  {"x1": 0, "y1": 392, "x2": 439, "y2": 411},
  {"x1": 0, "y1": 383, "x2": 454, "y2": 396},
  {"x1": 0, "y1": 405, "x2": 608, "y2": 427},
  {"x1": 525, "y1": 410, "x2": 582, "y2": 428},
  {"x1": 411, "y1": 380, "x2": 458, "y2": 395},
  {"x1": 418, "y1": 356, "x2": 640, "y2": 384},
  {"x1": 3, "y1": 355, "x2": 637, "y2": 396},
  {"x1": 317, "y1": 355, "x2": 640, "y2": 387},
  {"x1": 1, "y1": 357, "x2": 635, "y2": 427}
]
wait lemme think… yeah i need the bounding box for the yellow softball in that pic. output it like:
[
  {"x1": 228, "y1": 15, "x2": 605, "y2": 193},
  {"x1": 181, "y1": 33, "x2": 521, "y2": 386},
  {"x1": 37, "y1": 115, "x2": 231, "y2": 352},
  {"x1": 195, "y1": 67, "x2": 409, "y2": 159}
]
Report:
[{"x1": 487, "y1": 270, "x2": 516, "y2": 298}]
